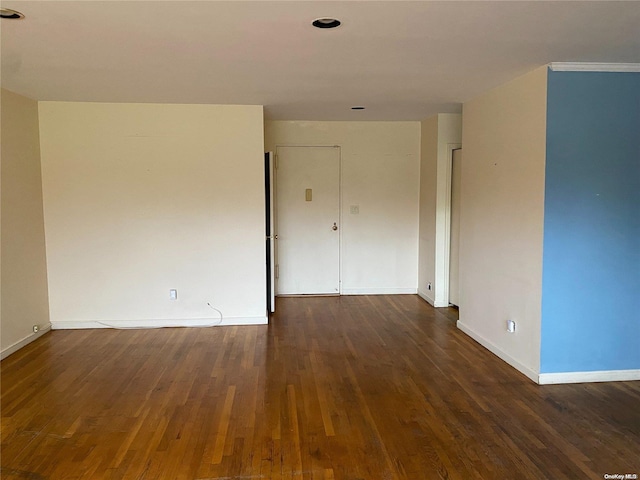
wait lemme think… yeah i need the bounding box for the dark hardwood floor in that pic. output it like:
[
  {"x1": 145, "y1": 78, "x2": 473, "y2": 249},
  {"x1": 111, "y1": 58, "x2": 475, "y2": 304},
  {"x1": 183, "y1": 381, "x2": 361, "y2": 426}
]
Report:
[{"x1": 1, "y1": 295, "x2": 638, "y2": 479}]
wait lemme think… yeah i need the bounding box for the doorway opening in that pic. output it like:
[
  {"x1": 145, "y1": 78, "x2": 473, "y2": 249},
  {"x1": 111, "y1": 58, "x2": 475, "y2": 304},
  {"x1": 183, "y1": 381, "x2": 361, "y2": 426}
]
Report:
[
  {"x1": 440, "y1": 144, "x2": 462, "y2": 308},
  {"x1": 448, "y1": 148, "x2": 462, "y2": 307}
]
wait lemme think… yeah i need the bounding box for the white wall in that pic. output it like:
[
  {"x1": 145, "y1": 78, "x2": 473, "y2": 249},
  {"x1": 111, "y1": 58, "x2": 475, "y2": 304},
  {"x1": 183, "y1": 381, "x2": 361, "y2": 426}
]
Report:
[
  {"x1": 418, "y1": 114, "x2": 462, "y2": 306},
  {"x1": 1, "y1": 89, "x2": 51, "y2": 357},
  {"x1": 38, "y1": 102, "x2": 266, "y2": 328},
  {"x1": 418, "y1": 116, "x2": 438, "y2": 304},
  {"x1": 265, "y1": 121, "x2": 421, "y2": 294},
  {"x1": 458, "y1": 66, "x2": 547, "y2": 380}
]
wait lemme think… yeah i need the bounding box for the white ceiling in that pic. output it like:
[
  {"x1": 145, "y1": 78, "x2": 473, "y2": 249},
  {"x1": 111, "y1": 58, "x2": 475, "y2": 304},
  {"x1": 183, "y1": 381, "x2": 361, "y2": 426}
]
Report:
[{"x1": 2, "y1": 1, "x2": 639, "y2": 120}]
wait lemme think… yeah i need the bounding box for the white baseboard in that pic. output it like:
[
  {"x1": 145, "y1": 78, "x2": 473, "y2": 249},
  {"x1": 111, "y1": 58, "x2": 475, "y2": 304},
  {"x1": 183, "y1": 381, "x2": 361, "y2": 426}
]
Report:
[
  {"x1": 1, "y1": 324, "x2": 52, "y2": 360},
  {"x1": 456, "y1": 320, "x2": 539, "y2": 383},
  {"x1": 418, "y1": 290, "x2": 435, "y2": 306},
  {"x1": 456, "y1": 320, "x2": 640, "y2": 385},
  {"x1": 538, "y1": 370, "x2": 640, "y2": 385},
  {"x1": 51, "y1": 316, "x2": 268, "y2": 330},
  {"x1": 341, "y1": 287, "x2": 417, "y2": 295},
  {"x1": 418, "y1": 290, "x2": 450, "y2": 308}
]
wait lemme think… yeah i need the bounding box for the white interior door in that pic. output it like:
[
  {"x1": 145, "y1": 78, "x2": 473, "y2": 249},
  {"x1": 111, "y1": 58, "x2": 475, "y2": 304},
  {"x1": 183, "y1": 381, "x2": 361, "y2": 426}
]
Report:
[
  {"x1": 449, "y1": 148, "x2": 462, "y2": 306},
  {"x1": 276, "y1": 146, "x2": 340, "y2": 295}
]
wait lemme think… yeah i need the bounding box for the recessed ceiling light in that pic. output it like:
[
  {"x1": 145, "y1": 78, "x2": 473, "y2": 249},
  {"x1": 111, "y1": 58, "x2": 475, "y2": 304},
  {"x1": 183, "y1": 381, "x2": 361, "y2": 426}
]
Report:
[
  {"x1": 0, "y1": 8, "x2": 25, "y2": 19},
  {"x1": 312, "y1": 18, "x2": 341, "y2": 29},
  {"x1": 351, "y1": 106, "x2": 366, "y2": 110}
]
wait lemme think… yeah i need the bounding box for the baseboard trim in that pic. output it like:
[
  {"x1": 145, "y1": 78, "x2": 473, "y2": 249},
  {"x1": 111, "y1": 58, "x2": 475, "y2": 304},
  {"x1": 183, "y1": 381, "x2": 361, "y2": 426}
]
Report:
[
  {"x1": 341, "y1": 288, "x2": 417, "y2": 295},
  {"x1": 1, "y1": 324, "x2": 52, "y2": 360},
  {"x1": 456, "y1": 320, "x2": 539, "y2": 383},
  {"x1": 549, "y1": 62, "x2": 640, "y2": 72},
  {"x1": 51, "y1": 316, "x2": 268, "y2": 330},
  {"x1": 417, "y1": 290, "x2": 435, "y2": 306},
  {"x1": 418, "y1": 290, "x2": 450, "y2": 308},
  {"x1": 538, "y1": 370, "x2": 640, "y2": 385}
]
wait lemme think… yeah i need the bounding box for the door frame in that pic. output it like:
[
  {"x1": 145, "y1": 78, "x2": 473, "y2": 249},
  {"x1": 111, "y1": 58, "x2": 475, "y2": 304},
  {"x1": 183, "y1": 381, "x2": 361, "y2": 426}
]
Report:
[
  {"x1": 265, "y1": 152, "x2": 275, "y2": 313},
  {"x1": 441, "y1": 144, "x2": 462, "y2": 307},
  {"x1": 274, "y1": 145, "x2": 343, "y2": 296}
]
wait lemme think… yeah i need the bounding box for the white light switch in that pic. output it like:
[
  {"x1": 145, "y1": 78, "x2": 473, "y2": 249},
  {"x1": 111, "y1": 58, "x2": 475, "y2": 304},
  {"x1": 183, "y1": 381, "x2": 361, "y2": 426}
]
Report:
[
  {"x1": 350, "y1": 205, "x2": 360, "y2": 215},
  {"x1": 170, "y1": 289, "x2": 178, "y2": 300}
]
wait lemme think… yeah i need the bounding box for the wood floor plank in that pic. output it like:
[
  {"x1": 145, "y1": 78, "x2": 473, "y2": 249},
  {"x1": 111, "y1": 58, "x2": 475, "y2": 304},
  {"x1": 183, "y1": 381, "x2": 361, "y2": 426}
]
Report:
[
  {"x1": 211, "y1": 385, "x2": 236, "y2": 465},
  {"x1": 2, "y1": 295, "x2": 639, "y2": 479},
  {"x1": 286, "y1": 384, "x2": 304, "y2": 478}
]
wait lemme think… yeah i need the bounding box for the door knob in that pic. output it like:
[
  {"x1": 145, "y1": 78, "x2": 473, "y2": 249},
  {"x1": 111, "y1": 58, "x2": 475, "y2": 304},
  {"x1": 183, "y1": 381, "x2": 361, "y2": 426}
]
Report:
[{"x1": 332, "y1": 223, "x2": 338, "y2": 231}]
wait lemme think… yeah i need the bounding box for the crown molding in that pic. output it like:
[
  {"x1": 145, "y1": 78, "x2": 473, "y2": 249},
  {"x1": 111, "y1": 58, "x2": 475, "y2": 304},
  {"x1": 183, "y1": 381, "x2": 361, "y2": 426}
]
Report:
[{"x1": 549, "y1": 62, "x2": 640, "y2": 72}]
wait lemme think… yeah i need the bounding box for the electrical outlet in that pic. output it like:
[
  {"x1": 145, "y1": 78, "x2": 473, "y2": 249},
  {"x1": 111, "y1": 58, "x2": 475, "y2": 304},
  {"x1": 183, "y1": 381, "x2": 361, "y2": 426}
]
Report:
[
  {"x1": 33, "y1": 325, "x2": 39, "y2": 333},
  {"x1": 170, "y1": 289, "x2": 178, "y2": 300},
  {"x1": 506, "y1": 320, "x2": 516, "y2": 333},
  {"x1": 427, "y1": 282, "x2": 432, "y2": 291}
]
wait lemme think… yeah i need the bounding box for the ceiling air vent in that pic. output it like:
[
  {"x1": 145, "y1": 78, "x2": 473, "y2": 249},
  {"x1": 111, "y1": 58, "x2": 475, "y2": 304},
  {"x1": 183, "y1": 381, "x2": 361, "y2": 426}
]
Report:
[
  {"x1": 312, "y1": 18, "x2": 341, "y2": 29},
  {"x1": 0, "y1": 8, "x2": 25, "y2": 19}
]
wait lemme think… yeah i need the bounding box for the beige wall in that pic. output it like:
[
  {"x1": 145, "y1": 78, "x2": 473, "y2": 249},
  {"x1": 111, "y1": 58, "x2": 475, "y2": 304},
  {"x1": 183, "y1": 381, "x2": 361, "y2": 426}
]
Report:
[
  {"x1": 38, "y1": 102, "x2": 266, "y2": 327},
  {"x1": 418, "y1": 114, "x2": 462, "y2": 306},
  {"x1": 418, "y1": 116, "x2": 438, "y2": 303},
  {"x1": 265, "y1": 121, "x2": 420, "y2": 294},
  {"x1": 1, "y1": 89, "x2": 50, "y2": 356},
  {"x1": 459, "y1": 66, "x2": 547, "y2": 379}
]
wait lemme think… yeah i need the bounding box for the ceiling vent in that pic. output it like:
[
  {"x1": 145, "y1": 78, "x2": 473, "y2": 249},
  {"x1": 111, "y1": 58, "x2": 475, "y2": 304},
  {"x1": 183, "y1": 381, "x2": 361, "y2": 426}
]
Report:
[
  {"x1": 0, "y1": 8, "x2": 25, "y2": 19},
  {"x1": 312, "y1": 18, "x2": 341, "y2": 29}
]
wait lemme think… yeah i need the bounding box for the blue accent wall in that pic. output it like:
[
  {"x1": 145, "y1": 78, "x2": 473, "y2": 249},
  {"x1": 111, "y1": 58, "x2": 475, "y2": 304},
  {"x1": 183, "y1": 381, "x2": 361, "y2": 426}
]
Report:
[{"x1": 541, "y1": 70, "x2": 640, "y2": 373}]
